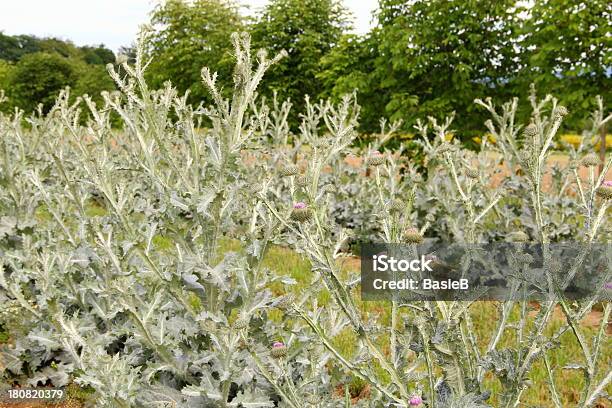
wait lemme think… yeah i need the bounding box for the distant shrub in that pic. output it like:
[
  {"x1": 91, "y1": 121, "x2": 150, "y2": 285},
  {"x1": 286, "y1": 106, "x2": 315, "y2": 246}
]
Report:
[
  {"x1": 0, "y1": 60, "x2": 13, "y2": 101},
  {"x1": 7, "y1": 52, "x2": 78, "y2": 113}
]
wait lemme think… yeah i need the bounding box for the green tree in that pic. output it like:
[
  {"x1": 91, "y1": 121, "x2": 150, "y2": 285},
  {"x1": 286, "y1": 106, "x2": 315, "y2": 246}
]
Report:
[
  {"x1": 79, "y1": 45, "x2": 116, "y2": 65},
  {"x1": 0, "y1": 33, "x2": 114, "y2": 65},
  {"x1": 73, "y1": 63, "x2": 116, "y2": 101},
  {"x1": 37, "y1": 37, "x2": 82, "y2": 59},
  {"x1": 375, "y1": 0, "x2": 521, "y2": 135},
  {"x1": 144, "y1": 0, "x2": 244, "y2": 105},
  {"x1": 251, "y1": 0, "x2": 351, "y2": 117},
  {"x1": 318, "y1": 33, "x2": 382, "y2": 132},
  {"x1": 0, "y1": 60, "x2": 14, "y2": 90},
  {"x1": 0, "y1": 33, "x2": 41, "y2": 61},
  {"x1": 7, "y1": 52, "x2": 79, "y2": 113},
  {"x1": 0, "y1": 60, "x2": 15, "y2": 112},
  {"x1": 0, "y1": 33, "x2": 115, "y2": 113},
  {"x1": 517, "y1": 0, "x2": 611, "y2": 129}
]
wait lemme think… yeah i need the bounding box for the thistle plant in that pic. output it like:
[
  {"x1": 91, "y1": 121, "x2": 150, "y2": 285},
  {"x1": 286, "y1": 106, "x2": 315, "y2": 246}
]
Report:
[
  {"x1": 260, "y1": 97, "x2": 417, "y2": 405},
  {"x1": 0, "y1": 31, "x2": 294, "y2": 407},
  {"x1": 474, "y1": 90, "x2": 611, "y2": 407},
  {"x1": 415, "y1": 115, "x2": 501, "y2": 243},
  {"x1": 369, "y1": 120, "x2": 497, "y2": 406}
]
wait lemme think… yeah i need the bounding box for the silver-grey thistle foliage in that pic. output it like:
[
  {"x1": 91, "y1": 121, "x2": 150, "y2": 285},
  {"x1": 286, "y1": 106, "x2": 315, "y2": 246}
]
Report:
[{"x1": 0, "y1": 32, "x2": 610, "y2": 408}]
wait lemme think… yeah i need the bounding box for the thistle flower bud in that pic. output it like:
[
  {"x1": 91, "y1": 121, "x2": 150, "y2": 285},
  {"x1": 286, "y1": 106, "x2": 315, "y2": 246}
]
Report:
[
  {"x1": 279, "y1": 164, "x2": 299, "y2": 177},
  {"x1": 508, "y1": 231, "x2": 529, "y2": 243},
  {"x1": 568, "y1": 159, "x2": 579, "y2": 170},
  {"x1": 271, "y1": 341, "x2": 287, "y2": 358},
  {"x1": 256, "y1": 49, "x2": 268, "y2": 61},
  {"x1": 313, "y1": 139, "x2": 331, "y2": 149},
  {"x1": 115, "y1": 54, "x2": 128, "y2": 65},
  {"x1": 366, "y1": 150, "x2": 385, "y2": 166},
  {"x1": 412, "y1": 314, "x2": 427, "y2": 328},
  {"x1": 321, "y1": 184, "x2": 335, "y2": 194},
  {"x1": 553, "y1": 105, "x2": 568, "y2": 119},
  {"x1": 389, "y1": 199, "x2": 404, "y2": 213},
  {"x1": 409, "y1": 395, "x2": 423, "y2": 406},
  {"x1": 580, "y1": 154, "x2": 600, "y2": 167},
  {"x1": 436, "y1": 143, "x2": 452, "y2": 154},
  {"x1": 403, "y1": 227, "x2": 423, "y2": 244},
  {"x1": 274, "y1": 294, "x2": 294, "y2": 309},
  {"x1": 290, "y1": 202, "x2": 312, "y2": 222},
  {"x1": 246, "y1": 183, "x2": 262, "y2": 195},
  {"x1": 464, "y1": 167, "x2": 479, "y2": 179},
  {"x1": 296, "y1": 174, "x2": 310, "y2": 187},
  {"x1": 596, "y1": 180, "x2": 612, "y2": 200},
  {"x1": 523, "y1": 123, "x2": 538, "y2": 137},
  {"x1": 233, "y1": 316, "x2": 250, "y2": 329}
]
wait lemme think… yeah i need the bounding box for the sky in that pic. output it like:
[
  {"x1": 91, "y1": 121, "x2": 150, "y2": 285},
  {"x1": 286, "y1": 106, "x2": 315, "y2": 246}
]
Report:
[{"x1": 0, "y1": 0, "x2": 378, "y2": 52}]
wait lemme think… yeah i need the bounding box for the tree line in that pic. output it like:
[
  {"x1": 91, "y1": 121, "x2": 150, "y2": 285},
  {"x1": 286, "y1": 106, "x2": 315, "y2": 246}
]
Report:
[
  {"x1": 0, "y1": 0, "x2": 609, "y2": 136},
  {"x1": 0, "y1": 33, "x2": 116, "y2": 113}
]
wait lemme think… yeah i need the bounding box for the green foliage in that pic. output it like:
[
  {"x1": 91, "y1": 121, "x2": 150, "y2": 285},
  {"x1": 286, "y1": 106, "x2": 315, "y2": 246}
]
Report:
[
  {"x1": 0, "y1": 33, "x2": 115, "y2": 113},
  {"x1": 79, "y1": 45, "x2": 116, "y2": 65},
  {"x1": 5, "y1": 53, "x2": 114, "y2": 114},
  {"x1": 0, "y1": 33, "x2": 41, "y2": 61},
  {"x1": 7, "y1": 52, "x2": 79, "y2": 113},
  {"x1": 72, "y1": 62, "x2": 115, "y2": 103},
  {"x1": 251, "y1": 0, "x2": 350, "y2": 120},
  {"x1": 322, "y1": 0, "x2": 521, "y2": 135},
  {"x1": 144, "y1": 0, "x2": 244, "y2": 105},
  {"x1": 0, "y1": 60, "x2": 14, "y2": 95},
  {"x1": 320, "y1": 0, "x2": 611, "y2": 138},
  {"x1": 3, "y1": 0, "x2": 611, "y2": 138},
  {"x1": 35, "y1": 37, "x2": 83, "y2": 59},
  {"x1": 4, "y1": 1, "x2": 609, "y2": 137},
  {"x1": 0, "y1": 32, "x2": 115, "y2": 63},
  {"x1": 515, "y1": 0, "x2": 612, "y2": 129},
  {"x1": 318, "y1": 34, "x2": 383, "y2": 131}
]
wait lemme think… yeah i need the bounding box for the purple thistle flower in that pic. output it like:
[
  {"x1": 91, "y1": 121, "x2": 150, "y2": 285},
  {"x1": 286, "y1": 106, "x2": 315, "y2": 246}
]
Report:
[
  {"x1": 409, "y1": 395, "x2": 423, "y2": 406},
  {"x1": 271, "y1": 341, "x2": 288, "y2": 358},
  {"x1": 293, "y1": 202, "x2": 307, "y2": 209},
  {"x1": 596, "y1": 180, "x2": 612, "y2": 200}
]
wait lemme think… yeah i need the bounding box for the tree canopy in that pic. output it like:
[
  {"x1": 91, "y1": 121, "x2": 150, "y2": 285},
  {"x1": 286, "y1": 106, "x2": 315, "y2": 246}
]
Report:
[
  {"x1": 251, "y1": 0, "x2": 351, "y2": 119},
  {"x1": 143, "y1": 0, "x2": 244, "y2": 105},
  {"x1": 7, "y1": 52, "x2": 78, "y2": 112},
  {"x1": 514, "y1": 0, "x2": 611, "y2": 129},
  {"x1": 0, "y1": 33, "x2": 116, "y2": 113}
]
